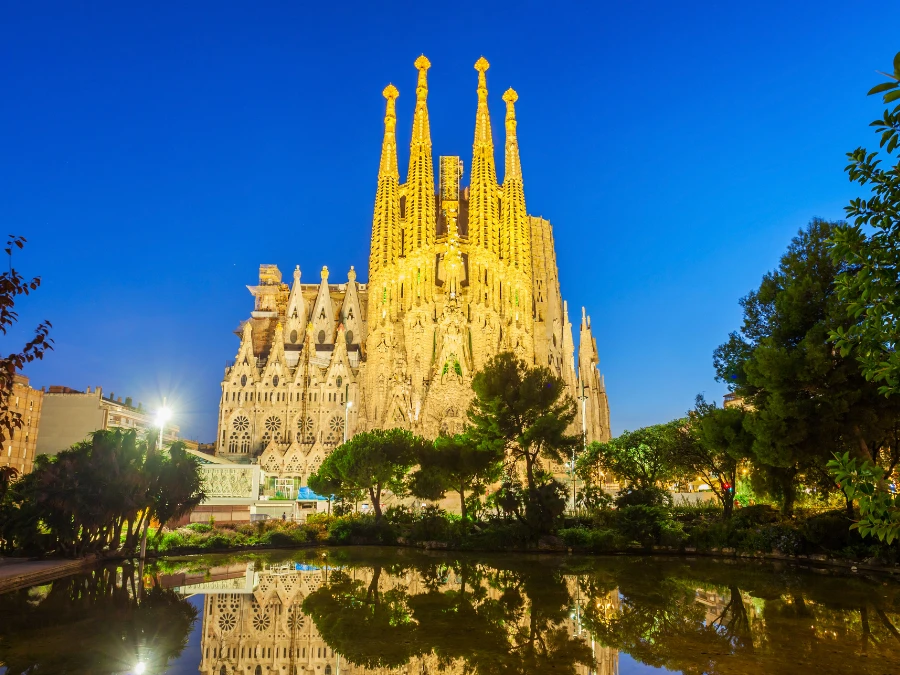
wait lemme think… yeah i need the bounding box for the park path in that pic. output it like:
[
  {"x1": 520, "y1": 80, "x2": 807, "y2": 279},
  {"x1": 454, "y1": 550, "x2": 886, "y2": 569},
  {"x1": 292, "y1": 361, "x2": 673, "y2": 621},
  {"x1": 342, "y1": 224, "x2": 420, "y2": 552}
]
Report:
[{"x1": 0, "y1": 557, "x2": 97, "y2": 593}]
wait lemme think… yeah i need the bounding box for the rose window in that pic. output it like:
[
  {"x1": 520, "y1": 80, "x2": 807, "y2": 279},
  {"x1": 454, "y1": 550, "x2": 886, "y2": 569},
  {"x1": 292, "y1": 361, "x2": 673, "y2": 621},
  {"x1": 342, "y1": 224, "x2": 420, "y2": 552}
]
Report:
[
  {"x1": 218, "y1": 612, "x2": 237, "y2": 632},
  {"x1": 233, "y1": 415, "x2": 249, "y2": 431},
  {"x1": 287, "y1": 609, "x2": 306, "y2": 630},
  {"x1": 329, "y1": 415, "x2": 344, "y2": 432},
  {"x1": 252, "y1": 612, "x2": 271, "y2": 632},
  {"x1": 264, "y1": 417, "x2": 282, "y2": 433}
]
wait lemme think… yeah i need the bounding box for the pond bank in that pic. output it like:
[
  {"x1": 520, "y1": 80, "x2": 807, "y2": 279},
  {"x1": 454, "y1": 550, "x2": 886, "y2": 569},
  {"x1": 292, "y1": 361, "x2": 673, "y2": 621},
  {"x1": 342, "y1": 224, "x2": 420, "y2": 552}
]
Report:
[{"x1": 0, "y1": 556, "x2": 99, "y2": 593}]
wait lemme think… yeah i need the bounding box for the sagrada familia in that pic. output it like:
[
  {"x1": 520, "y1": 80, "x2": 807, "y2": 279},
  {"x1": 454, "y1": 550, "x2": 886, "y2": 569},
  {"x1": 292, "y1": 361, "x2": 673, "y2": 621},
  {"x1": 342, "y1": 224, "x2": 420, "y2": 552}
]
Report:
[{"x1": 215, "y1": 56, "x2": 611, "y2": 485}]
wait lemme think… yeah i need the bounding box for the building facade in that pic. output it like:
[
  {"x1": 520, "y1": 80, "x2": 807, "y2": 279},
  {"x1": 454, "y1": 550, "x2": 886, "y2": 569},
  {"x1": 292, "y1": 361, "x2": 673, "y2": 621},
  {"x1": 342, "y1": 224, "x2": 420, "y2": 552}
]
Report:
[
  {"x1": 215, "y1": 56, "x2": 611, "y2": 487},
  {"x1": 1, "y1": 375, "x2": 44, "y2": 475},
  {"x1": 36, "y1": 386, "x2": 180, "y2": 456}
]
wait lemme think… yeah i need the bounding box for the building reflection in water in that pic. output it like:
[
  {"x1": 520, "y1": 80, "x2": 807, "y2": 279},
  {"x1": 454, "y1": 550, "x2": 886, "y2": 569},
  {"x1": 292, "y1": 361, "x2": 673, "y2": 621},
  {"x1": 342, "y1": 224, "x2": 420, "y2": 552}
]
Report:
[{"x1": 171, "y1": 560, "x2": 620, "y2": 675}]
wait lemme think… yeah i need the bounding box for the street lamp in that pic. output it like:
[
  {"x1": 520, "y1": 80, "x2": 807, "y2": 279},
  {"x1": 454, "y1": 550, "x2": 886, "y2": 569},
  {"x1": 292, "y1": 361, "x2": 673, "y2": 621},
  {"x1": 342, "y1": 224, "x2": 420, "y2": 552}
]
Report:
[
  {"x1": 343, "y1": 400, "x2": 353, "y2": 444},
  {"x1": 155, "y1": 400, "x2": 172, "y2": 452}
]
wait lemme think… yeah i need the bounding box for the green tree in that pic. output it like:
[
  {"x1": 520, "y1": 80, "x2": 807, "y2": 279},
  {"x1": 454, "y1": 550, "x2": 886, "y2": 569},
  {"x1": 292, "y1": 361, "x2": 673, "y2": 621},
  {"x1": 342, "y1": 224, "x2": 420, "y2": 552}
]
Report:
[
  {"x1": 830, "y1": 51, "x2": 900, "y2": 395},
  {"x1": 679, "y1": 396, "x2": 754, "y2": 518},
  {"x1": 308, "y1": 428, "x2": 426, "y2": 520},
  {"x1": 579, "y1": 421, "x2": 684, "y2": 495},
  {"x1": 408, "y1": 432, "x2": 503, "y2": 523},
  {"x1": 468, "y1": 352, "x2": 578, "y2": 529},
  {"x1": 0, "y1": 429, "x2": 204, "y2": 557},
  {"x1": 714, "y1": 219, "x2": 900, "y2": 514}
]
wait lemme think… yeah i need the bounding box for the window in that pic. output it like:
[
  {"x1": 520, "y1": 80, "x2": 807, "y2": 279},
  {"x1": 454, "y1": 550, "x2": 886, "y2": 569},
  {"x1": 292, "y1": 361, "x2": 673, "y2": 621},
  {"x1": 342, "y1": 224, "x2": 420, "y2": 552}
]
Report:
[
  {"x1": 336, "y1": 376, "x2": 343, "y2": 388},
  {"x1": 290, "y1": 329, "x2": 298, "y2": 343},
  {"x1": 264, "y1": 416, "x2": 282, "y2": 441},
  {"x1": 241, "y1": 375, "x2": 247, "y2": 387},
  {"x1": 273, "y1": 375, "x2": 280, "y2": 387},
  {"x1": 318, "y1": 329, "x2": 326, "y2": 344},
  {"x1": 233, "y1": 416, "x2": 249, "y2": 431},
  {"x1": 346, "y1": 330, "x2": 353, "y2": 345}
]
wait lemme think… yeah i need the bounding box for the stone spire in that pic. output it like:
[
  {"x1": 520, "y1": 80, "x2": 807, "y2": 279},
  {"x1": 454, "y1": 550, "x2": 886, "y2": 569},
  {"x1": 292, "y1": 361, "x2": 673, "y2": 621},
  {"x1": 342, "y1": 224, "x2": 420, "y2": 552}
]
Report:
[
  {"x1": 370, "y1": 84, "x2": 401, "y2": 277},
  {"x1": 501, "y1": 88, "x2": 531, "y2": 273},
  {"x1": 469, "y1": 57, "x2": 499, "y2": 255},
  {"x1": 405, "y1": 55, "x2": 436, "y2": 255}
]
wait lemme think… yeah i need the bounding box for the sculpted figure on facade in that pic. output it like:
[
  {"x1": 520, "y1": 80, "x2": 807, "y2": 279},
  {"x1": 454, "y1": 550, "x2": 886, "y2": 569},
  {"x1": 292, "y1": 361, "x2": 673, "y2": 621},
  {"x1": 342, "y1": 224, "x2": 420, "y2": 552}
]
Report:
[{"x1": 214, "y1": 56, "x2": 611, "y2": 487}]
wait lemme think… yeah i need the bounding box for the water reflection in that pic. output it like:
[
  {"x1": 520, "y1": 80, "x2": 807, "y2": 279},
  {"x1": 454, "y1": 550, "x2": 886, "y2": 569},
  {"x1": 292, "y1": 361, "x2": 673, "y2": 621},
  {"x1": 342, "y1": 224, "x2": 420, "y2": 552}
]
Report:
[
  {"x1": 1, "y1": 551, "x2": 898, "y2": 674},
  {"x1": 0, "y1": 561, "x2": 197, "y2": 674}
]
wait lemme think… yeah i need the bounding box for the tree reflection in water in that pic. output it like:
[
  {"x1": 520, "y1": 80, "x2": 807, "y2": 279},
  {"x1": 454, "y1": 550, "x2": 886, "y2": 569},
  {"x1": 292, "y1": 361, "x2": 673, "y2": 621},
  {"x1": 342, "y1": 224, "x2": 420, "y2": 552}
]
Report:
[
  {"x1": 0, "y1": 561, "x2": 198, "y2": 674},
  {"x1": 2, "y1": 551, "x2": 899, "y2": 675}
]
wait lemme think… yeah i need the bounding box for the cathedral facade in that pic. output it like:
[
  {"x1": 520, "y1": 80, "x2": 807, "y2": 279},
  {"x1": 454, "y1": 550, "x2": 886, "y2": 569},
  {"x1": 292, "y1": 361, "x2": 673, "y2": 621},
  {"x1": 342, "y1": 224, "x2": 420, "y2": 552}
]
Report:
[{"x1": 215, "y1": 56, "x2": 610, "y2": 486}]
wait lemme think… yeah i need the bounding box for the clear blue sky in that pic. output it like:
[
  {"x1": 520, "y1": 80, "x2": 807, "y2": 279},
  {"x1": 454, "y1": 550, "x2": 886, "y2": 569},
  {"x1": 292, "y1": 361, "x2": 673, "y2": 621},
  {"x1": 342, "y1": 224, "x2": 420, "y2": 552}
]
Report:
[{"x1": 2, "y1": 1, "x2": 897, "y2": 442}]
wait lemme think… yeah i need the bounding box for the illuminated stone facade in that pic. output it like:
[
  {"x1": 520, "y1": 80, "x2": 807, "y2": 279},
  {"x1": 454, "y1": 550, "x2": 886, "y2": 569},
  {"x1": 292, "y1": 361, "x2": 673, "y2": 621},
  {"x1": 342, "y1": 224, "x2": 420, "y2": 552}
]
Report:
[{"x1": 215, "y1": 57, "x2": 611, "y2": 485}]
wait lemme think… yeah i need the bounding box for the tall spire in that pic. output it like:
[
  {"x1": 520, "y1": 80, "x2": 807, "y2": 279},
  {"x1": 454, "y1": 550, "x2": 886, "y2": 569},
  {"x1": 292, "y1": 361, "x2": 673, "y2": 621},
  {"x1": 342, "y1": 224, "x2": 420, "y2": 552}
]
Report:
[
  {"x1": 469, "y1": 57, "x2": 499, "y2": 255},
  {"x1": 405, "y1": 55, "x2": 436, "y2": 255},
  {"x1": 501, "y1": 87, "x2": 530, "y2": 272},
  {"x1": 369, "y1": 84, "x2": 401, "y2": 277}
]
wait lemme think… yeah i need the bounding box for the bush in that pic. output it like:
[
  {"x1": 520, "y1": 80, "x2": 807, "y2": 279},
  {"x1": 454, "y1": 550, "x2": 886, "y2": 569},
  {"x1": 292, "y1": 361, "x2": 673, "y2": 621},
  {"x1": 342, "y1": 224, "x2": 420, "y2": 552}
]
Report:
[
  {"x1": 185, "y1": 522, "x2": 211, "y2": 533},
  {"x1": 408, "y1": 506, "x2": 454, "y2": 542},
  {"x1": 801, "y1": 511, "x2": 857, "y2": 551},
  {"x1": 731, "y1": 504, "x2": 778, "y2": 528},
  {"x1": 559, "y1": 527, "x2": 626, "y2": 552},
  {"x1": 615, "y1": 486, "x2": 671, "y2": 508},
  {"x1": 615, "y1": 505, "x2": 672, "y2": 547},
  {"x1": 326, "y1": 515, "x2": 396, "y2": 545}
]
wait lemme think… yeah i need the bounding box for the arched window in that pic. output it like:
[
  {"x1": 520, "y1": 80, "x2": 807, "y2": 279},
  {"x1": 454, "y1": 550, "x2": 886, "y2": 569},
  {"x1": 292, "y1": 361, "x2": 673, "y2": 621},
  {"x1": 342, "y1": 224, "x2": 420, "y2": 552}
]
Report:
[
  {"x1": 255, "y1": 667, "x2": 262, "y2": 675},
  {"x1": 220, "y1": 667, "x2": 227, "y2": 675},
  {"x1": 325, "y1": 667, "x2": 332, "y2": 675},
  {"x1": 228, "y1": 433, "x2": 238, "y2": 453},
  {"x1": 240, "y1": 432, "x2": 251, "y2": 453}
]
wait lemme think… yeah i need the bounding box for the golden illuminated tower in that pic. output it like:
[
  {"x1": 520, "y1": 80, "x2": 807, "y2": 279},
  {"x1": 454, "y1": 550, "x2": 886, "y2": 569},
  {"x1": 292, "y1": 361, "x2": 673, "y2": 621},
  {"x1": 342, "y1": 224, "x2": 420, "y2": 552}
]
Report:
[
  {"x1": 369, "y1": 84, "x2": 400, "y2": 277},
  {"x1": 217, "y1": 55, "x2": 612, "y2": 483}
]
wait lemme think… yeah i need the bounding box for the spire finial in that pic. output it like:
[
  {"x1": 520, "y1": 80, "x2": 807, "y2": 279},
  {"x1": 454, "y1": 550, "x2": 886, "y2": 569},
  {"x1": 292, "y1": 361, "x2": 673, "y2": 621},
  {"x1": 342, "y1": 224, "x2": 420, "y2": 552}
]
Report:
[
  {"x1": 475, "y1": 57, "x2": 490, "y2": 98},
  {"x1": 414, "y1": 55, "x2": 430, "y2": 101}
]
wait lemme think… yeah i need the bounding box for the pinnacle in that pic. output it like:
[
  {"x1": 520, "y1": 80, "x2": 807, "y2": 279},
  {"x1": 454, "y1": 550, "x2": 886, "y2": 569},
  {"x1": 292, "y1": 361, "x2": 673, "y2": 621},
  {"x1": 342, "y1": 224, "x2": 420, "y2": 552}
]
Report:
[
  {"x1": 414, "y1": 54, "x2": 431, "y2": 71},
  {"x1": 383, "y1": 83, "x2": 399, "y2": 100},
  {"x1": 474, "y1": 56, "x2": 490, "y2": 73},
  {"x1": 503, "y1": 88, "x2": 518, "y2": 104}
]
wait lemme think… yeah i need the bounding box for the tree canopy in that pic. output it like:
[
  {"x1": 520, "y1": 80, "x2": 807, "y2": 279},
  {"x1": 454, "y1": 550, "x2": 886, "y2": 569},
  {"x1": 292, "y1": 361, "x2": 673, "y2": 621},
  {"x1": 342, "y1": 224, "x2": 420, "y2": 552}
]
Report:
[
  {"x1": 307, "y1": 428, "x2": 427, "y2": 519},
  {"x1": 408, "y1": 432, "x2": 503, "y2": 522},
  {"x1": 831, "y1": 51, "x2": 900, "y2": 395},
  {"x1": 714, "y1": 218, "x2": 900, "y2": 513}
]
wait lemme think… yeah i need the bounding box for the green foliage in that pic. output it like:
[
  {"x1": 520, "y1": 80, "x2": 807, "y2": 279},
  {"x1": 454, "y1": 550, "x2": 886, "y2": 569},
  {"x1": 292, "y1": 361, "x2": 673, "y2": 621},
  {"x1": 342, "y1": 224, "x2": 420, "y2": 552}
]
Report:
[
  {"x1": 308, "y1": 428, "x2": 428, "y2": 519},
  {"x1": 830, "y1": 52, "x2": 900, "y2": 394},
  {"x1": 614, "y1": 485, "x2": 672, "y2": 508},
  {"x1": 326, "y1": 514, "x2": 396, "y2": 545},
  {"x1": 468, "y1": 351, "x2": 578, "y2": 532},
  {"x1": 0, "y1": 429, "x2": 204, "y2": 557},
  {"x1": 558, "y1": 526, "x2": 627, "y2": 552},
  {"x1": 408, "y1": 432, "x2": 503, "y2": 522},
  {"x1": 615, "y1": 505, "x2": 682, "y2": 548},
  {"x1": 828, "y1": 451, "x2": 900, "y2": 543},
  {"x1": 579, "y1": 421, "x2": 686, "y2": 491},
  {"x1": 714, "y1": 218, "x2": 900, "y2": 514}
]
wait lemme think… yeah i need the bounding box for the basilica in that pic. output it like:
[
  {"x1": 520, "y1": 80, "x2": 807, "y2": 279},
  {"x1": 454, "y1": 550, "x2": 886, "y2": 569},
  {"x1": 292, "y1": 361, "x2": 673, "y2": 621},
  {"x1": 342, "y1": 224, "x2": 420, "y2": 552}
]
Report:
[{"x1": 215, "y1": 56, "x2": 611, "y2": 487}]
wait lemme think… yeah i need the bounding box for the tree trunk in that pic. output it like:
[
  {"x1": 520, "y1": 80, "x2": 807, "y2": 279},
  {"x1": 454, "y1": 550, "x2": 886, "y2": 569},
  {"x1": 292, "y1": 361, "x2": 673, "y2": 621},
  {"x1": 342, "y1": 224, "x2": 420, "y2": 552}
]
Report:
[
  {"x1": 369, "y1": 486, "x2": 382, "y2": 520},
  {"x1": 459, "y1": 485, "x2": 467, "y2": 523}
]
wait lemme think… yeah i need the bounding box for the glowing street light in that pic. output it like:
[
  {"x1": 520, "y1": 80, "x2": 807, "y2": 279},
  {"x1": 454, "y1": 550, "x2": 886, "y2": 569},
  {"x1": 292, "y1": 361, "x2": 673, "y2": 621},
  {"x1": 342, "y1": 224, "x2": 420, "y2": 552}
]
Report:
[
  {"x1": 134, "y1": 663, "x2": 147, "y2": 675},
  {"x1": 155, "y1": 398, "x2": 172, "y2": 452}
]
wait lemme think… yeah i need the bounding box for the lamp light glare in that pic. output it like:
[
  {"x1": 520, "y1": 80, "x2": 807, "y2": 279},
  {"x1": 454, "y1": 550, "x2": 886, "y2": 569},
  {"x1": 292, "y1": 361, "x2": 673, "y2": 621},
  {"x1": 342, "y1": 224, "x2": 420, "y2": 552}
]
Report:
[{"x1": 134, "y1": 663, "x2": 147, "y2": 675}]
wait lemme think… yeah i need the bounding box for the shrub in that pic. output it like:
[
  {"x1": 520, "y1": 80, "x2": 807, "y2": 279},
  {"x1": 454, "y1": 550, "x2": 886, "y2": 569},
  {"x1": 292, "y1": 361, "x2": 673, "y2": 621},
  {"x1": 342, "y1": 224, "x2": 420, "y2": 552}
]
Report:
[
  {"x1": 801, "y1": 511, "x2": 857, "y2": 551},
  {"x1": 615, "y1": 486, "x2": 671, "y2": 508},
  {"x1": 731, "y1": 504, "x2": 778, "y2": 528},
  {"x1": 408, "y1": 506, "x2": 453, "y2": 542},
  {"x1": 559, "y1": 527, "x2": 626, "y2": 552},
  {"x1": 615, "y1": 505, "x2": 672, "y2": 547},
  {"x1": 326, "y1": 515, "x2": 396, "y2": 545},
  {"x1": 185, "y1": 523, "x2": 211, "y2": 533}
]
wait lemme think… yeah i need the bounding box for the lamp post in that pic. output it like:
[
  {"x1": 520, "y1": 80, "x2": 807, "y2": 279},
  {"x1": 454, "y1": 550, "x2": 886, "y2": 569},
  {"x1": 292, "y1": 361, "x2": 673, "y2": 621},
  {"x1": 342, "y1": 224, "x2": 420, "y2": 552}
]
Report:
[
  {"x1": 140, "y1": 399, "x2": 172, "y2": 563},
  {"x1": 343, "y1": 400, "x2": 353, "y2": 444},
  {"x1": 575, "y1": 380, "x2": 588, "y2": 512}
]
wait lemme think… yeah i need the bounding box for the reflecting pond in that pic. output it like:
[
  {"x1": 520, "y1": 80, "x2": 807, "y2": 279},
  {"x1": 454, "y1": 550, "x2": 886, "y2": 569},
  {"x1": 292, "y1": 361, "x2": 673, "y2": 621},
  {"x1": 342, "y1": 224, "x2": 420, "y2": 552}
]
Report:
[{"x1": 1, "y1": 548, "x2": 899, "y2": 674}]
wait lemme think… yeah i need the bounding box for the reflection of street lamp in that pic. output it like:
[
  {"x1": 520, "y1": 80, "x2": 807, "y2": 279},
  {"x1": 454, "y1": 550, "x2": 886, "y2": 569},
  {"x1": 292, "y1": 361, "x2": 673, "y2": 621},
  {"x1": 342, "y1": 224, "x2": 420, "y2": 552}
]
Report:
[{"x1": 343, "y1": 400, "x2": 353, "y2": 444}]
